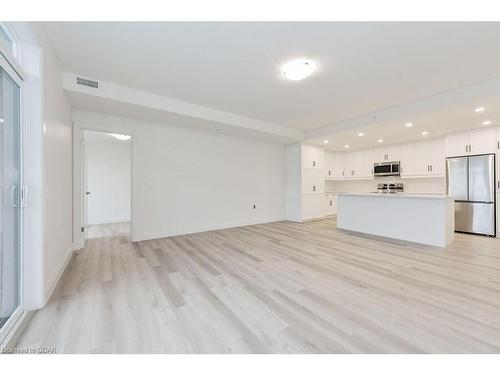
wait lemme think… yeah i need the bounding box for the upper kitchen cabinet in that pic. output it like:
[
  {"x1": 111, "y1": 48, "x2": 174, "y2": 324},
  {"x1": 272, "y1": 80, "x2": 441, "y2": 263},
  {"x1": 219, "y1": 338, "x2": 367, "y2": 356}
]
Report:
[
  {"x1": 400, "y1": 143, "x2": 415, "y2": 177},
  {"x1": 344, "y1": 149, "x2": 373, "y2": 179},
  {"x1": 325, "y1": 151, "x2": 344, "y2": 180},
  {"x1": 401, "y1": 139, "x2": 445, "y2": 177},
  {"x1": 373, "y1": 144, "x2": 401, "y2": 163},
  {"x1": 302, "y1": 143, "x2": 325, "y2": 170},
  {"x1": 445, "y1": 129, "x2": 497, "y2": 157},
  {"x1": 359, "y1": 149, "x2": 374, "y2": 178}
]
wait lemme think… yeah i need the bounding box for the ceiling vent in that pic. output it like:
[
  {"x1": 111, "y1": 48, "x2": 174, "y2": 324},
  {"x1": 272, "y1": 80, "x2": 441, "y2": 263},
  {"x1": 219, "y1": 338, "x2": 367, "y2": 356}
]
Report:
[{"x1": 76, "y1": 77, "x2": 99, "y2": 89}]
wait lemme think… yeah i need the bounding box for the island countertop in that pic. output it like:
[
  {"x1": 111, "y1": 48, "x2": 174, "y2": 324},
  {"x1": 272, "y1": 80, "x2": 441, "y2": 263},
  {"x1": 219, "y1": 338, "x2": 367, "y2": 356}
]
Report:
[{"x1": 336, "y1": 192, "x2": 453, "y2": 200}]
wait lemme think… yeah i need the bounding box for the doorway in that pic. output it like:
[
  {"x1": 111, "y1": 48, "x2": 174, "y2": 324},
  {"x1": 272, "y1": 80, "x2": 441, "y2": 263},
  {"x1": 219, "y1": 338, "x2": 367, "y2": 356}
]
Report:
[{"x1": 81, "y1": 130, "x2": 131, "y2": 244}]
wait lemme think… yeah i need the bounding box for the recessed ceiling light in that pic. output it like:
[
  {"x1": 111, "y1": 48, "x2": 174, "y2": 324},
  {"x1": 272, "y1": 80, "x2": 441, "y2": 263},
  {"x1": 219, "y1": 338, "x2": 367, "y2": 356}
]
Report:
[
  {"x1": 377, "y1": 139, "x2": 383, "y2": 143},
  {"x1": 358, "y1": 132, "x2": 364, "y2": 137},
  {"x1": 421, "y1": 131, "x2": 428, "y2": 136},
  {"x1": 323, "y1": 140, "x2": 329, "y2": 144},
  {"x1": 344, "y1": 144, "x2": 350, "y2": 149},
  {"x1": 482, "y1": 120, "x2": 492, "y2": 125},
  {"x1": 475, "y1": 107, "x2": 485, "y2": 112},
  {"x1": 111, "y1": 133, "x2": 131, "y2": 141},
  {"x1": 405, "y1": 122, "x2": 413, "y2": 127},
  {"x1": 0, "y1": 118, "x2": 4, "y2": 123},
  {"x1": 282, "y1": 59, "x2": 316, "y2": 81}
]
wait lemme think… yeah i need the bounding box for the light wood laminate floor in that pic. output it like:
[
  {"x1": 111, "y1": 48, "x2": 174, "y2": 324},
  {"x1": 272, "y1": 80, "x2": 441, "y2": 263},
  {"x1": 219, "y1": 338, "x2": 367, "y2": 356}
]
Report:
[{"x1": 17, "y1": 219, "x2": 500, "y2": 353}]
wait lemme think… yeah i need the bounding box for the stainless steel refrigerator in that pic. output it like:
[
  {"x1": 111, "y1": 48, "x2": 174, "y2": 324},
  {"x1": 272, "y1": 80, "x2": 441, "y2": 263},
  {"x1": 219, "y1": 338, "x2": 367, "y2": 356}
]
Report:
[{"x1": 446, "y1": 154, "x2": 496, "y2": 236}]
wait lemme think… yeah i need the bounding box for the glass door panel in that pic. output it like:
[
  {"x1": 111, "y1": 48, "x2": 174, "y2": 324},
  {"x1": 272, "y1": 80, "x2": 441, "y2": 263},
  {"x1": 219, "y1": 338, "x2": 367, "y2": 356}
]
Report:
[{"x1": 0, "y1": 64, "x2": 21, "y2": 336}]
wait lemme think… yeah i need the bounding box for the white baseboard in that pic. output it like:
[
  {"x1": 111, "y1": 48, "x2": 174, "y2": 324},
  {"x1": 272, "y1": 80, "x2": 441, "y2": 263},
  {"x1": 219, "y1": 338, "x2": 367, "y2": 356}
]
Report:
[
  {"x1": 132, "y1": 217, "x2": 284, "y2": 242},
  {"x1": 88, "y1": 217, "x2": 130, "y2": 225}
]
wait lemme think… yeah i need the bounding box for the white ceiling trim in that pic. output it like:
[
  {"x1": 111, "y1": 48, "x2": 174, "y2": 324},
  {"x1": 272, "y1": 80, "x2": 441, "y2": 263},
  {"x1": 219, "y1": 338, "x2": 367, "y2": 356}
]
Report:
[
  {"x1": 304, "y1": 76, "x2": 500, "y2": 140},
  {"x1": 62, "y1": 71, "x2": 302, "y2": 142}
]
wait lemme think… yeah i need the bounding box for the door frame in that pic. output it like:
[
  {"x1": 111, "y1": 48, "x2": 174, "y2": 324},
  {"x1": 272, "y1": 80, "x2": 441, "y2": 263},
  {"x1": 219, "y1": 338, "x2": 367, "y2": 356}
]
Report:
[{"x1": 0, "y1": 46, "x2": 24, "y2": 345}]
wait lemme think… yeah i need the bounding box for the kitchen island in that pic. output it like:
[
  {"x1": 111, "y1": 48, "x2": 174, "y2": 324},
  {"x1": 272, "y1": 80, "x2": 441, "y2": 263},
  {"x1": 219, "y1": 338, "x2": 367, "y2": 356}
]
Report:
[{"x1": 337, "y1": 193, "x2": 455, "y2": 247}]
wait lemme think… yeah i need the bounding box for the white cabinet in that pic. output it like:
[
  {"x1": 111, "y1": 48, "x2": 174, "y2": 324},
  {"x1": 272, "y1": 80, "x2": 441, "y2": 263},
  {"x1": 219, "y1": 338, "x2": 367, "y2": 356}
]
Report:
[
  {"x1": 302, "y1": 143, "x2": 325, "y2": 170},
  {"x1": 469, "y1": 129, "x2": 497, "y2": 155},
  {"x1": 400, "y1": 140, "x2": 445, "y2": 178},
  {"x1": 286, "y1": 143, "x2": 325, "y2": 222},
  {"x1": 325, "y1": 193, "x2": 337, "y2": 216},
  {"x1": 445, "y1": 129, "x2": 497, "y2": 157},
  {"x1": 373, "y1": 145, "x2": 401, "y2": 163},
  {"x1": 414, "y1": 142, "x2": 432, "y2": 176},
  {"x1": 302, "y1": 170, "x2": 324, "y2": 193},
  {"x1": 429, "y1": 140, "x2": 445, "y2": 176},
  {"x1": 358, "y1": 149, "x2": 374, "y2": 178},
  {"x1": 400, "y1": 143, "x2": 415, "y2": 177},
  {"x1": 325, "y1": 151, "x2": 344, "y2": 179},
  {"x1": 343, "y1": 149, "x2": 373, "y2": 179},
  {"x1": 302, "y1": 194, "x2": 325, "y2": 221}
]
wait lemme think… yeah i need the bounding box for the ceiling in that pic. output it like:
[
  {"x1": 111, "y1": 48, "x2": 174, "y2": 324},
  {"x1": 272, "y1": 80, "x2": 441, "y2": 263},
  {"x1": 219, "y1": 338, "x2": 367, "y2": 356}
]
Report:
[
  {"x1": 308, "y1": 93, "x2": 500, "y2": 151},
  {"x1": 43, "y1": 22, "x2": 500, "y2": 132}
]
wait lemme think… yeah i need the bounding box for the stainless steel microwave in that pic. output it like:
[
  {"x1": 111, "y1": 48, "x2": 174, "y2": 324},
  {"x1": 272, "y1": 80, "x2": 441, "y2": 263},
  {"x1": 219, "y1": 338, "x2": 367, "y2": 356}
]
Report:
[{"x1": 373, "y1": 161, "x2": 400, "y2": 177}]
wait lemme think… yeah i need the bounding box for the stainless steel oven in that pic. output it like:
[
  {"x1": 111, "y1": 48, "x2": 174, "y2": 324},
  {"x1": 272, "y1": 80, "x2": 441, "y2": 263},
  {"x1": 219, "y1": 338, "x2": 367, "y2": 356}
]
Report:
[{"x1": 373, "y1": 161, "x2": 400, "y2": 177}]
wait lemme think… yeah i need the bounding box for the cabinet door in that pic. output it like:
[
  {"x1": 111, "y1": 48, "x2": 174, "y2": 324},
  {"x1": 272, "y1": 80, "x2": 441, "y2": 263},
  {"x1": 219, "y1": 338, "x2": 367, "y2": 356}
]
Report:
[
  {"x1": 429, "y1": 140, "x2": 445, "y2": 175},
  {"x1": 445, "y1": 133, "x2": 469, "y2": 157},
  {"x1": 400, "y1": 143, "x2": 415, "y2": 177},
  {"x1": 358, "y1": 149, "x2": 373, "y2": 178},
  {"x1": 325, "y1": 195, "x2": 334, "y2": 215},
  {"x1": 469, "y1": 129, "x2": 497, "y2": 155},
  {"x1": 325, "y1": 151, "x2": 334, "y2": 178},
  {"x1": 313, "y1": 170, "x2": 325, "y2": 193},
  {"x1": 301, "y1": 169, "x2": 315, "y2": 193},
  {"x1": 302, "y1": 194, "x2": 324, "y2": 220},
  {"x1": 350, "y1": 151, "x2": 360, "y2": 178},
  {"x1": 373, "y1": 147, "x2": 387, "y2": 163},
  {"x1": 302, "y1": 144, "x2": 323, "y2": 169},
  {"x1": 413, "y1": 142, "x2": 431, "y2": 176},
  {"x1": 386, "y1": 145, "x2": 401, "y2": 162},
  {"x1": 332, "y1": 152, "x2": 344, "y2": 179},
  {"x1": 343, "y1": 152, "x2": 353, "y2": 178}
]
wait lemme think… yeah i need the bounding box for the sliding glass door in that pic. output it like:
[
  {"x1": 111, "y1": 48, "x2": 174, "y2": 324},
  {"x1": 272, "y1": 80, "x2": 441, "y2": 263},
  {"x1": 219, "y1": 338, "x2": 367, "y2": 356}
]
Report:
[{"x1": 0, "y1": 62, "x2": 21, "y2": 341}]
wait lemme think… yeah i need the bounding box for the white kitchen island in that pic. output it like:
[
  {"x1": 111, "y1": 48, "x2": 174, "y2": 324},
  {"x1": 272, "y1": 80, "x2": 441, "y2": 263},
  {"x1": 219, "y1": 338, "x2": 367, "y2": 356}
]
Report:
[{"x1": 337, "y1": 193, "x2": 455, "y2": 247}]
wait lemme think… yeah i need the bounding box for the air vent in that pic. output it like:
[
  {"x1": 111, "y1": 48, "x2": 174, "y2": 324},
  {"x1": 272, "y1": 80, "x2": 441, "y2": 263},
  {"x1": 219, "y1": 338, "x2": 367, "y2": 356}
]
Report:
[{"x1": 76, "y1": 77, "x2": 99, "y2": 89}]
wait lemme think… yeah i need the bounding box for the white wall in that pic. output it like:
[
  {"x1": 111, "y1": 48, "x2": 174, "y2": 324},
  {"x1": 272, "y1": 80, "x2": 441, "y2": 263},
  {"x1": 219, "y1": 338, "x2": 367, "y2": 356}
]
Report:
[
  {"x1": 85, "y1": 134, "x2": 131, "y2": 225},
  {"x1": 37, "y1": 28, "x2": 73, "y2": 300},
  {"x1": 326, "y1": 176, "x2": 446, "y2": 194},
  {"x1": 73, "y1": 111, "x2": 285, "y2": 243}
]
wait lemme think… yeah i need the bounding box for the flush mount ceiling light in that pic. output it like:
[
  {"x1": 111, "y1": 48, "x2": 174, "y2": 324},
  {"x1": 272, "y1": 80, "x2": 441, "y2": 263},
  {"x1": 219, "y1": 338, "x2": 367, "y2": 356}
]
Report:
[
  {"x1": 377, "y1": 139, "x2": 383, "y2": 143},
  {"x1": 405, "y1": 122, "x2": 413, "y2": 127},
  {"x1": 282, "y1": 59, "x2": 316, "y2": 81},
  {"x1": 358, "y1": 132, "x2": 364, "y2": 137},
  {"x1": 111, "y1": 133, "x2": 131, "y2": 141},
  {"x1": 475, "y1": 106, "x2": 485, "y2": 113},
  {"x1": 323, "y1": 140, "x2": 329, "y2": 144},
  {"x1": 483, "y1": 120, "x2": 492, "y2": 125},
  {"x1": 344, "y1": 144, "x2": 350, "y2": 149},
  {"x1": 421, "y1": 131, "x2": 428, "y2": 136}
]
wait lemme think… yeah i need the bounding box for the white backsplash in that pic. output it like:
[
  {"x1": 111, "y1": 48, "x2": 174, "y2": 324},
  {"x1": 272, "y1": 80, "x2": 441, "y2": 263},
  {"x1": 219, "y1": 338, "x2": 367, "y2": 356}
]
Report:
[{"x1": 325, "y1": 176, "x2": 446, "y2": 194}]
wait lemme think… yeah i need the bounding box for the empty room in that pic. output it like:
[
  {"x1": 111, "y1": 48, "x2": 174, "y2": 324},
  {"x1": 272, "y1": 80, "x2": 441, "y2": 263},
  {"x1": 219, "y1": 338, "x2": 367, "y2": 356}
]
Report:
[{"x1": 1, "y1": 1, "x2": 500, "y2": 372}]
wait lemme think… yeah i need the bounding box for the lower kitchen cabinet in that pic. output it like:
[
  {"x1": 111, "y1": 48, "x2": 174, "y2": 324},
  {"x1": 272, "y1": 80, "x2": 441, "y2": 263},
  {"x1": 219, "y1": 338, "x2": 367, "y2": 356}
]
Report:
[
  {"x1": 302, "y1": 194, "x2": 325, "y2": 221},
  {"x1": 325, "y1": 193, "x2": 337, "y2": 216}
]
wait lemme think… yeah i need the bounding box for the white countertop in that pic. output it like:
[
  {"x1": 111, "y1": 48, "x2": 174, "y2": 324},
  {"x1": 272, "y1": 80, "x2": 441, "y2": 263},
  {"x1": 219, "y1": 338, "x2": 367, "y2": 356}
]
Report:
[{"x1": 337, "y1": 192, "x2": 453, "y2": 200}]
